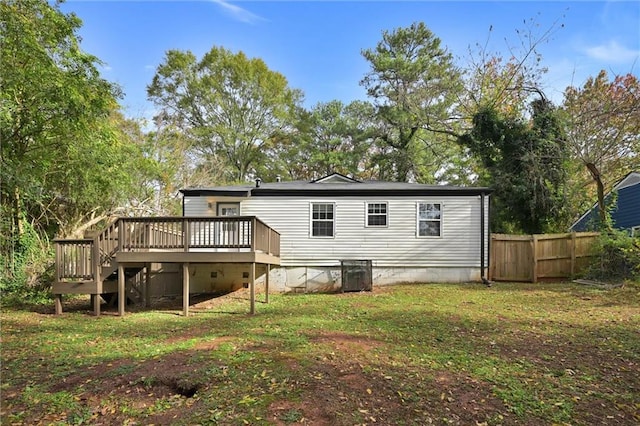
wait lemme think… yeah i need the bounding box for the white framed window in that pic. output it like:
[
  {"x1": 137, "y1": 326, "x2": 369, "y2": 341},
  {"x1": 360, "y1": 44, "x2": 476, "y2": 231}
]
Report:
[
  {"x1": 311, "y1": 203, "x2": 335, "y2": 237},
  {"x1": 366, "y1": 202, "x2": 388, "y2": 227},
  {"x1": 417, "y1": 202, "x2": 442, "y2": 237}
]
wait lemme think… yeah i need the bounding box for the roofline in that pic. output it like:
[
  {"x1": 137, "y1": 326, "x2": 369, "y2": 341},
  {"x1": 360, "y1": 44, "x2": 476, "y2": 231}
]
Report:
[
  {"x1": 614, "y1": 171, "x2": 640, "y2": 191},
  {"x1": 181, "y1": 187, "x2": 493, "y2": 197},
  {"x1": 253, "y1": 188, "x2": 492, "y2": 197},
  {"x1": 179, "y1": 189, "x2": 250, "y2": 197}
]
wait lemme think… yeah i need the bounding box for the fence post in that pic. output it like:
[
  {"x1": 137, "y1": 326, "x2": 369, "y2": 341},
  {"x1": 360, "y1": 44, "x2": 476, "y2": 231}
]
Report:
[
  {"x1": 531, "y1": 235, "x2": 538, "y2": 283},
  {"x1": 570, "y1": 232, "x2": 577, "y2": 279},
  {"x1": 489, "y1": 234, "x2": 495, "y2": 281}
]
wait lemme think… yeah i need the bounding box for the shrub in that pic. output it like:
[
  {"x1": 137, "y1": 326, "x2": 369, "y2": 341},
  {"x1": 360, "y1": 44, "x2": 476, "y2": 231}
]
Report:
[
  {"x1": 585, "y1": 229, "x2": 640, "y2": 282},
  {"x1": 0, "y1": 219, "x2": 54, "y2": 306}
]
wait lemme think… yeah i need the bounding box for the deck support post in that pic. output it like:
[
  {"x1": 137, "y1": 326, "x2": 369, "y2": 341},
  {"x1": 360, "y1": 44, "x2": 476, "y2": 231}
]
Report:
[
  {"x1": 118, "y1": 264, "x2": 126, "y2": 316},
  {"x1": 145, "y1": 263, "x2": 151, "y2": 308},
  {"x1": 249, "y1": 262, "x2": 256, "y2": 315},
  {"x1": 91, "y1": 294, "x2": 101, "y2": 316},
  {"x1": 54, "y1": 294, "x2": 63, "y2": 315},
  {"x1": 183, "y1": 263, "x2": 190, "y2": 317},
  {"x1": 265, "y1": 264, "x2": 270, "y2": 304}
]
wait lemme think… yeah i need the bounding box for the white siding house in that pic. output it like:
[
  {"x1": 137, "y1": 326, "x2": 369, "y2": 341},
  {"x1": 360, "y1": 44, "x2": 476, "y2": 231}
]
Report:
[{"x1": 181, "y1": 173, "x2": 491, "y2": 292}]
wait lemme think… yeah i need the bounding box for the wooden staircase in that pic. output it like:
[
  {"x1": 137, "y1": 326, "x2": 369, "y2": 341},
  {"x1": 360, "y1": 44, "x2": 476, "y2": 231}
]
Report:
[{"x1": 53, "y1": 219, "x2": 147, "y2": 314}]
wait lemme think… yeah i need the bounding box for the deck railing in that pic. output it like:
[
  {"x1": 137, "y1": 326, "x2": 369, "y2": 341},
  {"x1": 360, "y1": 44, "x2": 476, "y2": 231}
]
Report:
[
  {"x1": 54, "y1": 216, "x2": 280, "y2": 282},
  {"x1": 55, "y1": 239, "x2": 95, "y2": 282}
]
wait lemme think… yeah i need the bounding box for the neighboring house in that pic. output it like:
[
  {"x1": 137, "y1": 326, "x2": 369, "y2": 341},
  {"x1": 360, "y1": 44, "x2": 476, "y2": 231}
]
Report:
[
  {"x1": 180, "y1": 173, "x2": 492, "y2": 293},
  {"x1": 570, "y1": 172, "x2": 640, "y2": 235}
]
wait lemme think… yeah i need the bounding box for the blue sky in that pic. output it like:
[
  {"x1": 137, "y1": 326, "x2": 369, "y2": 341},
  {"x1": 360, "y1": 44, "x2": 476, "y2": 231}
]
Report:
[{"x1": 60, "y1": 1, "x2": 640, "y2": 120}]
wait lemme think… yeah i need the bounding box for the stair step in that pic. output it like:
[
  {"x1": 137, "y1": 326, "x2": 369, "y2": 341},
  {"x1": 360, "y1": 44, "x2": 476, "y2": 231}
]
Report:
[{"x1": 102, "y1": 266, "x2": 143, "y2": 281}]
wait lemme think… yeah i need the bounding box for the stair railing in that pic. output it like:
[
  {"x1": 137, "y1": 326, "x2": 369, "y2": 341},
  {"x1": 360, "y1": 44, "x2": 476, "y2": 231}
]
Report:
[
  {"x1": 54, "y1": 239, "x2": 95, "y2": 282},
  {"x1": 97, "y1": 219, "x2": 120, "y2": 266}
]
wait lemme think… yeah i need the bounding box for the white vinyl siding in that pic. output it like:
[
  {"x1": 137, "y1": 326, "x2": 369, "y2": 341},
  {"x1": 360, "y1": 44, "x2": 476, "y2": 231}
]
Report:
[
  {"x1": 366, "y1": 202, "x2": 388, "y2": 227},
  {"x1": 184, "y1": 194, "x2": 489, "y2": 269},
  {"x1": 183, "y1": 196, "x2": 245, "y2": 216}
]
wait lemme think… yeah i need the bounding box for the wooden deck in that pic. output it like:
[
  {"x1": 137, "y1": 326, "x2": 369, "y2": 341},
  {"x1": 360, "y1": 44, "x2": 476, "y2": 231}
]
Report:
[{"x1": 53, "y1": 216, "x2": 280, "y2": 316}]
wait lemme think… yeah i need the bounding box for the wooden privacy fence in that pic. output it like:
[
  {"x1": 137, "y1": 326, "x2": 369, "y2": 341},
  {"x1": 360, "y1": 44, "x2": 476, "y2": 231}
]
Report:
[{"x1": 490, "y1": 232, "x2": 599, "y2": 282}]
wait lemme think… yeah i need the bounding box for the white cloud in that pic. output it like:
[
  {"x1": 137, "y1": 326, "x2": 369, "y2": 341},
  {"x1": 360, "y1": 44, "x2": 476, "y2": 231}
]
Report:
[
  {"x1": 210, "y1": 0, "x2": 264, "y2": 24},
  {"x1": 584, "y1": 40, "x2": 640, "y2": 63}
]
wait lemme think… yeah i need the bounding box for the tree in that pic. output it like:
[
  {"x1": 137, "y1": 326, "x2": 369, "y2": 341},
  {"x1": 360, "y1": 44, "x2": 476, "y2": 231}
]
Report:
[
  {"x1": 360, "y1": 22, "x2": 463, "y2": 182},
  {"x1": 1, "y1": 0, "x2": 118, "y2": 232},
  {"x1": 1, "y1": 0, "x2": 149, "y2": 294},
  {"x1": 460, "y1": 99, "x2": 569, "y2": 233},
  {"x1": 253, "y1": 101, "x2": 377, "y2": 182},
  {"x1": 460, "y1": 17, "x2": 563, "y2": 120},
  {"x1": 253, "y1": 106, "x2": 314, "y2": 181},
  {"x1": 142, "y1": 114, "x2": 227, "y2": 215},
  {"x1": 147, "y1": 47, "x2": 302, "y2": 183},
  {"x1": 562, "y1": 71, "x2": 640, "y2": 229},
  {"x1": 298, "y1": 100, "x2": 374, "y2": 179}
]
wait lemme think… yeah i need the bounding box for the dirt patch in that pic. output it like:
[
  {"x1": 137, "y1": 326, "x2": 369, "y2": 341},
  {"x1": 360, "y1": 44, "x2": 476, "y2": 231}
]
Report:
[
  {"x1": 266, "y1": 330, "x2": 508, "y2": 425},
  {"x1": 307, "y1": 330, "x2": 383, "y2": 353},
  {"x1": 192, "y1": 335, "x2": 235, "y2": 350},
  {"x1": 267, "y1": 359, "x2": 508, "y2": 425}
]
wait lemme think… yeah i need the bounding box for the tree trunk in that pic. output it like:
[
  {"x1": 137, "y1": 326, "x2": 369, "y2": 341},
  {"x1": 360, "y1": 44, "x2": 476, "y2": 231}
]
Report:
[
  {"x1": 396, "y1": 153, "x2": 411, "y2": 183},
  {"x1": 395, "y1": 129, "x2": 413, "y2": 182},
  {"x1": 585, "y1": 163, "x2": 608, "y2": 230}
]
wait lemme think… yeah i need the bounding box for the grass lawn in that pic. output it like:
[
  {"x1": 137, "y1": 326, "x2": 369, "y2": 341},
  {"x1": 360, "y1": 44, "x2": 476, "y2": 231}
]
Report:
[{"x1": 1, "y1": 282, "x2": 639, "y2": 425}]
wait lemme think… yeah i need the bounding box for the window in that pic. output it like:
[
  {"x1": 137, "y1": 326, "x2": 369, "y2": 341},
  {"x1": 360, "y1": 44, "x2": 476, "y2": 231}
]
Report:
[
  {"x1": 417, "y1": 203, "x2": 442, "y2": 237},
  {"x1": 366, "y1": 202, "x2": 388, "y2": 227},
  {"x1": 311, "y1": 203, "x2": 334, "y2": 237}
]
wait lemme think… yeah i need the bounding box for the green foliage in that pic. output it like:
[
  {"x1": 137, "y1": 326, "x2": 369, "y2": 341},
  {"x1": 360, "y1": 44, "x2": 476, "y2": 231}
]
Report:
[
  {"x1": 587, "y1": 230, "x2": 640, "y2": 282},
  {"x1": 361, "y1": 22, "x2": 464, "y2": 182},
  {"x1": 0, "y1": 0, "x2": 151, "y2": 298},
  {"x1": 0, "y1": 218, "x2": 53, "y2": 305},
  {"x1": 147, "y1": 46, "x2": 302, "y2": 183},
  {"x1": 562, "y1": 71, "x2": 640, "y2": 224},
  {"x1": 0, "y1": 0, "x2": 123, "y2": 227},
  {"x1": 259, "y1": 100, "x2": 376, "y2": 180},
  {"x1": 460, "y1": 100, "x2": 570, "y2": 233},
  {"x1": 305, "y1": 100, "x2": 374, "y2": 178}
]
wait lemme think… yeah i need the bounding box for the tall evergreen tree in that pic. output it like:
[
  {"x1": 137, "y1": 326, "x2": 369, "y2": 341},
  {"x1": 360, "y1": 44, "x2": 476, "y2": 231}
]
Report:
[{"x1": 361, "y1": 22, "x2": 463, "y2": 182}]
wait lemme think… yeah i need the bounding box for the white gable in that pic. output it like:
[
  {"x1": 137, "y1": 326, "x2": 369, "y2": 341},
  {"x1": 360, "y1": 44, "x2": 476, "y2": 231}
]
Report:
[{"x1": 312, "y1": 173, "x2": 360, "y2": 184}]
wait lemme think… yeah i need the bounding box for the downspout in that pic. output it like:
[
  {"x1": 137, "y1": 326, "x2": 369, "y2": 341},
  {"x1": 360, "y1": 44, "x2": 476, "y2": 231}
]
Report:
[
  {"x1": 487, "y1": 193, "x2": 491, "y2": 284},
  {"x1": 480, "y1": 192, "x2": 491, "y2": 286}
]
